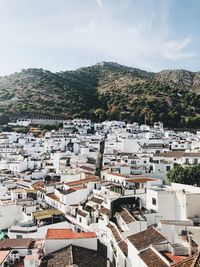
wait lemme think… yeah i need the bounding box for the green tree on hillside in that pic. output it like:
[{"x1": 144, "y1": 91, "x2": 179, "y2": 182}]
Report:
[{"x1": 0, "y1": 114, "x2": 10, "y2": 125}]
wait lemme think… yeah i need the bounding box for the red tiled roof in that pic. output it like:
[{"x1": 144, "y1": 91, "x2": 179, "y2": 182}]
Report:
[
  {"x1": 38, "y1": 188, "x2": 46, "y2": 193},
  {"x1": 127, "y1": 178, "x2": 158, "y2": 183},
  {"x1": 60, "y1": 188, "x2": 76, "y2": 195},
  {"x1": 118, "y1": 240, "x2": 128, "y2": 256},
  {"x1": 107, "y1": 223, "x2": 122, "y2": 243},
  {"x1": 46, "y1": 193, "x2": 59, "y2": 201},
  {"x1": 154, "y1": 151, "x2": 184, "y2": 158},
  {"x1": 79, "y1": 166, "x2": 95, "y2": 172},
  {"x1": 0, "y1": 238, "x2": 33, "y2": 249},
  {"x1": 90, "y1": 197, "x2": 104, "y2": 204},
  {"x1": 128, "y1": 228, "x2": 167, "y2": 251},
  {"x1": 46, "y1": 229, "x2": 96, "y2": 240},
  {"x1": 108, "y1": 173, "x2": 147, "y2": 178},
  {"x1": 117, "y1": 208, "x2": 135, "y2": 224},
  {"x1": 161, "y1": 251, "x2": 187, "y2": 263},
  {"x1": 72, "y1": 187, "x2": 84, "y2": 191},
  {"x1": 99, "y1": 208, "x2": 111, "y2": 217},
  {"x1": 40, "y1": 245, "x2": 108, "y2": 267},
  {"x1": 107, "y1": 173, "x2": 156, "y2": 183},
  {"x1": 32, "y1": 181, "x2": 45, "y2": 190},
  {"x1": 140, "y1": 248, "x2": 168, "y2": 267},
  {"x1": 65, "y1": 177, "x2": 101, "y2": 187},
  {"x1": 45, "y1": 193, "x2": 65, "y2": 205},
  {"x1": 172, "y1": 253, "x2": 200, "y2": 267},
  {"x1": 183, "y1": 153, "x2": 200, "y2": 157},
  {"x1": 77, "y1": 209, "x2": 88, "y2": 217}
]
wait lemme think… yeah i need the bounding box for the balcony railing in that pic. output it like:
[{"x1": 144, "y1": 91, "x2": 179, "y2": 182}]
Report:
[
  {"x1": 9, "y1": 225, "x2": 37, "y2": 233},
  {"x1": 123, "y1": 188, "x2": 146, "y2": 195}
]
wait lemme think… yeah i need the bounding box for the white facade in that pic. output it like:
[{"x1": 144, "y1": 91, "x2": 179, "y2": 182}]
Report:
[
  {"x1": 45, "y1": 236, "x2": 97, "y2": 254},
  {"x1": 0, "y1": 204, "x2": 23, "y2": 230},
  {"x1": 147, "y1": 184, "x2": 200, "y2": 221}
]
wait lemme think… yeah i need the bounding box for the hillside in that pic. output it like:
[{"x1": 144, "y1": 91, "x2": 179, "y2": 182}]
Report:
[{"x1": 0, "y1": 62, "x2": 200, "y2": 127}]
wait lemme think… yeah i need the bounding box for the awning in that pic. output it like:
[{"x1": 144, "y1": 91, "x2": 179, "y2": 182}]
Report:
[
  {"x1": 33, "y1": 209, "x2": 63, "y2": 221},
  {"x1": 35, "y1": 215, "x2": 53, "y2": 220}
]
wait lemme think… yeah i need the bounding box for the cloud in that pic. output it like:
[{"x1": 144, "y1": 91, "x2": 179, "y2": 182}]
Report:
[
  {"x1": 163, "y1": 37, "x2": 195, "y2": 60},
  {"x1": 75, "y1": 19, "x2": 98, "y2": 34},
  {"x1": 166, "y1": 37, "x2": 191, "y2": 51},
  {"x1": 96, "y1": 0, "x2": 103, "y2": 8},
  {"x1": 0, "y1": 0, "x2": 199, "y2": 75}
]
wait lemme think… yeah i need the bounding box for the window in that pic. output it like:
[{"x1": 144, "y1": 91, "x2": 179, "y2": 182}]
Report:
[
  {"x1": 194, "y1": 158, "x2": 198, "y2": 164},
  {"x1": 79, "y1": 217, "x2": 82, "y2": 223},
  {"x1": 131, "y1": 161, "x2": 136, "y2": 164},
  {"x1": 16, "y1": 235, "x2": 22, "y2": 239},
  {"x1": 185, "y1": 158, "x2": 189, "y2": 164},
  {"x1": 181, "y1": 230, "x2": 187, "y2": 236},
  {"x1": 152, "y1": 198, "x2": 157, "y2": 205},
  {"x1": 166, "y1": 166, "x2": 171, "y2": 171}
]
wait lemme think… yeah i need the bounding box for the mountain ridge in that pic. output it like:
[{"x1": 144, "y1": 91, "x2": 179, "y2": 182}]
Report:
[
  {"x1": 1, "y1": 61, "x2": 199, "y2": 78},
  {"x1": 0, "y1": 62, "x2": 200, "y2": 127}
]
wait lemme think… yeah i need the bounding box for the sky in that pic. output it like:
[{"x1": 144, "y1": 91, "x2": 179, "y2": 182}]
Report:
[{"x1": 0, "y1": 0, "x2": 199, "y2": 75}]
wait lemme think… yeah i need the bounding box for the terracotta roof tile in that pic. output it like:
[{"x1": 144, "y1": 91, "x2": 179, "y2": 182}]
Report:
[
  {"x1": 60, "y1": 188, "x2": 76, "y2": 195},
  {"x1": 46, "y1": 229, "x2": 96, "y2": 240},
  {"x1": 107, "y1": 223, "x2": 122, "y2": 243},
  {"x1": 127, "y1": 228, "x2": 167, "y2": 251},
  {"x1": 40, "y1": 245, "x2": 108, "y2": 267},
  {"x1": 77, "y1": 209, "x2": 88, "y2": 217},
  {"x1": 0, "y1": 238, "x2": 32, "y2": 249},
  {"x1": 127, "y1": 177, "x2": 158, "y2": 183},
  {"x1": 40, "y1": 246, "x2": 73, "y2": 267},
  {"x1": 172, "y1": 253, "x2": 200, "y2": 267},
  {"x1": 90, "y1": 197, "x2": 104, "y2": 204},
  {"x1": 99, "y1": 208, "x2": 111, "y2": 217},
  {"x1": 118, "y1": 240, "x2": 128, "y2": 256},
  {"x1": 140, "y1": 248, "x2": 168, "y2": 267},
  {"x1": 161, "y1": 251, "x2": 187, "y2": 263},
  {"x1": 46, "y1": 193, "x2": 59, "y2": 201},
  {"x1": 117, "y1": 208, "x2": 135, "y2": 224},
  {"x1": 79, "y1": 166, "x2": 95, "y2": 172},
  {"x1": 108, "y1": 173, "x2": 149, "y2": 179},
  {"x1": 183, "y1": 153, "x2": 200, "y2": 157},
  {"x1": 65, "y1": 177, "x2": 101, "y2": 187},
  {"x1": 32, "y1": 181, "x2": 45, "y2": 190},
  {"x1": 154, "y1": 151, "x2": 184, "y2": 158}
]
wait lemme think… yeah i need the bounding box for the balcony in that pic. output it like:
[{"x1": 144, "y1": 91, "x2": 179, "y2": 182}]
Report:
[
  {"x1": 171, "y1": 244, "x2": 189, "y2": 256},
  {"x1": 123, "y1": 187, "x2": 146, "y2": 196},
  {"x1": 9, "y1": 222, "x2": 37, "y2": 234}
]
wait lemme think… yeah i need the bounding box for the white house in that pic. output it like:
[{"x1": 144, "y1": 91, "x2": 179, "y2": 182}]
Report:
[{"x1": 44, "y1": 228, "x2": 97, "y2": 254}]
